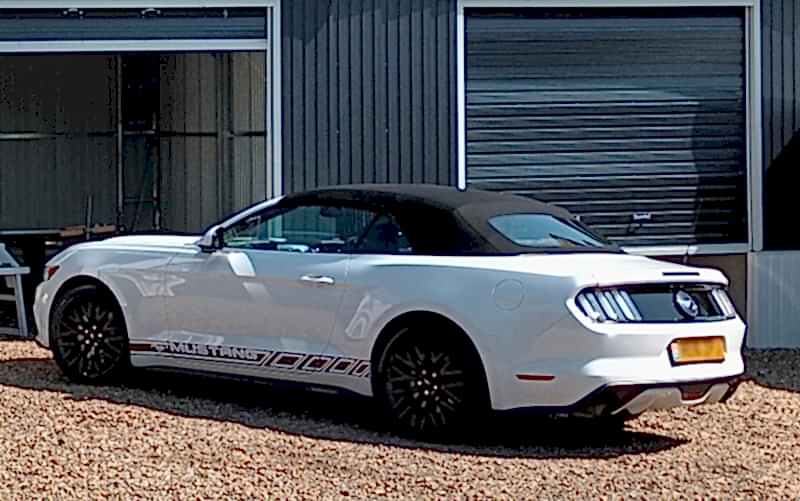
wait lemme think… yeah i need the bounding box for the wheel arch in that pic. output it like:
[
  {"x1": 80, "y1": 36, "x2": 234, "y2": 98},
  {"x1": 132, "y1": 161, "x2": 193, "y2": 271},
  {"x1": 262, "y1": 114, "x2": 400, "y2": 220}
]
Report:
[
  {"x1": 50, "y1": 275, "x2": 126, "y2": 326},
  {"x1": 47, "y1": 274, "x2": 132, "y2": 382},
  {"x1": 369, "y1": 310, "x2": 490, "y2": 401}
]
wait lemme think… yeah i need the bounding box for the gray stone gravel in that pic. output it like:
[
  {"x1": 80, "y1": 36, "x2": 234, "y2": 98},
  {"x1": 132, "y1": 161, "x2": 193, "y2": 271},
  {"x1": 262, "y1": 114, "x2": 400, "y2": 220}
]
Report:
[{"x1": 0, "y1": 340, "x2": 796, "y2": 500}]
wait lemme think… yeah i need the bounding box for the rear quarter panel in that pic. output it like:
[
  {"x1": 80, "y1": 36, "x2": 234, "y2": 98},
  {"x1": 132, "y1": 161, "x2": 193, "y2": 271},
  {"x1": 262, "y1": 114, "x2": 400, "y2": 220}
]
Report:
[{"x1": 330, "y1": 254, "x2": 586, "y2": 396}]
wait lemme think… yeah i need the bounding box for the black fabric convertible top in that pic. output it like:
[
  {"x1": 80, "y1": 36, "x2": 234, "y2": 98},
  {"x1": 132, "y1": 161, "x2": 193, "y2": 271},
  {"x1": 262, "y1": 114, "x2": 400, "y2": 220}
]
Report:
[{"x1": 280, "y1": 184, "x2": 595, "y2": 255}]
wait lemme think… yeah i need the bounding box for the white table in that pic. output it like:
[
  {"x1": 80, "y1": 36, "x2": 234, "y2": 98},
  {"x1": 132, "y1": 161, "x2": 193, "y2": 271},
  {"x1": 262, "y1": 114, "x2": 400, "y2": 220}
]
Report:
[{"x1": 0, "y1": 244, "x2": 30, "y2": 338}]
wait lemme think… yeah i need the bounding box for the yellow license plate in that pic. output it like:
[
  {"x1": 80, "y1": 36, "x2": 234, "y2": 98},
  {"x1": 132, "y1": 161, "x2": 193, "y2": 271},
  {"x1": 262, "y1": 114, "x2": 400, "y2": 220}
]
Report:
[{"x1": 669, "y1": 337, "x2": 726, "y2": 365}]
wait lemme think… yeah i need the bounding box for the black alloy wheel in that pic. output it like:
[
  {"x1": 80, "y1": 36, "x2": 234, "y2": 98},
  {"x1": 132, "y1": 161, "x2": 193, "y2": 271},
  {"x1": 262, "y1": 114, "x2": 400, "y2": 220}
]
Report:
[
  {"x1": 50, "y1": 284, "x2": 130, "y2": 383},
  {"x1": 375, "y1": 326, "x2": 487, "y2": 438}
]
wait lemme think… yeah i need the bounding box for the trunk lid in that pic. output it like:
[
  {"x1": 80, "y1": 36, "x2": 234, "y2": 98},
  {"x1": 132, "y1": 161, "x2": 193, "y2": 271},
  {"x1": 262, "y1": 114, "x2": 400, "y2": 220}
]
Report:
[{"x1": 516, "y1": 252, "x2": 728, "y2": 287}]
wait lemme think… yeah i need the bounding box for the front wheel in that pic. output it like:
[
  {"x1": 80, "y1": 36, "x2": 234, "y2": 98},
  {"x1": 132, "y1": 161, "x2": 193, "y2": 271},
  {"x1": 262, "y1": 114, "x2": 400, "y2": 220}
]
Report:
[
  {"x1": 49, "y1": 284, "x2": 130, "y2": 383},
  {"x1": 374, "y1": 325, "x2": 488, "y2": 438}
]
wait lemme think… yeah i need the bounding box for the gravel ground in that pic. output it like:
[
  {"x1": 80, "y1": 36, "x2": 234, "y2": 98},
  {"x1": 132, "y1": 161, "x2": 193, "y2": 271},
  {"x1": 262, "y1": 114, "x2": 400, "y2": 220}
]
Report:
[{"x1": 0, "y1": 340, "x2": 796, "y2": 500}]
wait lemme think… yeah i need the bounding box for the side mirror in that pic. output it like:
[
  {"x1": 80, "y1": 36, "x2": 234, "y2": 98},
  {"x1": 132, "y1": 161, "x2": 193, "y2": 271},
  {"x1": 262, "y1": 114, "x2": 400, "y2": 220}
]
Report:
[{"x1": 198, "y1": 225, "x2": 225, "y2": 253}]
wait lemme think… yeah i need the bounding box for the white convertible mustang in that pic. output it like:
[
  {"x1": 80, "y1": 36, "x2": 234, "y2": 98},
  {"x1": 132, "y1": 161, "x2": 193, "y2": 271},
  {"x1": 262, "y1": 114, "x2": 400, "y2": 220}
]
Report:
[{"x1": 33, "y1": 185, "x2": 745, "y2": 436}]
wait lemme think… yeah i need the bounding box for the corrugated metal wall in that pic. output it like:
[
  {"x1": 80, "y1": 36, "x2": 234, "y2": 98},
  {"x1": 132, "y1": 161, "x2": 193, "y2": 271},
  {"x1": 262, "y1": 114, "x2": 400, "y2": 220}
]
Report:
[
  {"x1": 751, "y1": 0, "x2": 800, "y2": 346},
  {"x1": 280, "y1": 0, "x2": 455, "y2": 193},
  {"x1": 0, "y1": 52, "x2": 268, "y2": 234},
  {"x1": 761, "y1": 0, "x2": 800, "y2": 250},
  {"x1": 0, "y1": 55, "x2": 117, "y2": 230},
  {"x1": 749, "y1": 252, "x2": 800, "y2": 348},
  {"x1": 761, "y1": 0, "x2": 800, "y2": 166}
]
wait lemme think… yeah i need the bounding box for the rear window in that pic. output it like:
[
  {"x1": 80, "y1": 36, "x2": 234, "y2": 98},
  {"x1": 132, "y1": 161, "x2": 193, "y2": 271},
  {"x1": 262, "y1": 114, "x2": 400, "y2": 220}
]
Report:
[{"x1": 488, "y1": 214, "x2": 613, "y2": 250}]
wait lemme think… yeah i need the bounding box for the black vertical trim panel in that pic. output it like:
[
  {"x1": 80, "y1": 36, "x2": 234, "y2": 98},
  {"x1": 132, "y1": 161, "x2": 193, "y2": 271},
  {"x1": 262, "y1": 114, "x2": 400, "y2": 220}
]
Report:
[
  {"x1": 422, "y1": 1, "x2": 437, "y2": 184},
  {"x1": 281, "y1": 6, "x2": 293, "y2": 192},
  {"x1": 290, "y1": 2, "x2": 305, "y2": 193},
  {"x1": 783, "y1": 0, "x2": 793, "y2": 146},
  {"x1": 762, "y1": 0, "x2": 772, "y2": 171},
  {"x1": 350, "y1": 0, "x2": 363, "y2": 185},
  {"x1": 316, "y1": 1, "x2": 330, "y2": 188},
  {"x1": 398, "y1": 0, "x2": 412, "y2": 184},
  {"x1": 448, "y1": 2, "x2": 458, "y2": 186},
  {"x1": 280, "y1": 0, "x2": 455, "y2": 193},
  {"x1": 771, "y1": 0, "x2": 782, "y2": 161},
  {"x1": 303, "y1": 0, "x2": 316, "y2": 191},
  {"x1": 338, "y1": 0, "x2": 352, "y2": 186},
  {"x1": 373, "y1": 0, "x2": 388, "y2": 184},
  {"x1": 410, "y1": 0, "x2": 424, "y2": 184},
  {"x1": 362, "y1": 0, "x2": 375, "y2": 186},
  {"x1": 795, "y1": 0, "x2": 800, "y2": 134},
  {"x1": 328, "y1": 1, "x2": 341, "y2": 187},
  {"x1": 386, "y1": 0, "x2": 401, "y2": 184},
  {"x1": 444, "y1": 3, "x2": 460, "y2": 185}
]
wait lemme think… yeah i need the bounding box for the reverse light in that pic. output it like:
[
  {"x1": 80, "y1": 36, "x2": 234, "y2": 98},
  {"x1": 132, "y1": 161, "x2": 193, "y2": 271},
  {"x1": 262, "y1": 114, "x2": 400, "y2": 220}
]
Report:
[{"x1": 44, "y1": 265, "x2": 60, "y2": 281}]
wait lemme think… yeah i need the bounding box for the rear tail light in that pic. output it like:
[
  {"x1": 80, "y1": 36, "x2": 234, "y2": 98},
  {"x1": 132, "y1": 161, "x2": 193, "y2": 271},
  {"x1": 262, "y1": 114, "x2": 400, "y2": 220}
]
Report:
[
  {"x1": 711, "y1": 289, "x2": 737, "y2": 317},
  {"x1": 44, "y1": 265, "x2": 60, "y2": 281},
  {"x1": 575, "y1": 286, "x2": 736, "y2": 323},
  {"x1": 576, "y1": 289, "x2": 641, "y2": 323}
]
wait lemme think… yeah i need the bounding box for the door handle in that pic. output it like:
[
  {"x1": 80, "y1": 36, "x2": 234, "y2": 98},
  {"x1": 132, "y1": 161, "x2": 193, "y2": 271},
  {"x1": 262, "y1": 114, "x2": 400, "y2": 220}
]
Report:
[{"x1": 299, "y1": 274, "x2": 336, "y2": 286}]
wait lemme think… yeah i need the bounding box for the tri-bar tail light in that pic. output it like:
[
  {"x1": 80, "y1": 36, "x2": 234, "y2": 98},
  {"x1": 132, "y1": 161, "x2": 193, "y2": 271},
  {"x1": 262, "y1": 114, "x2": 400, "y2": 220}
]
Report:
[
  {"x1": 710, "y1": 288, "x2": 737, "y2": 318},
  {"x1": 577, "y1": 289, "x2": 641, "y2": 322},
  {"x1": 575, "y1": 285, "x2": 737, "y2": 323}
]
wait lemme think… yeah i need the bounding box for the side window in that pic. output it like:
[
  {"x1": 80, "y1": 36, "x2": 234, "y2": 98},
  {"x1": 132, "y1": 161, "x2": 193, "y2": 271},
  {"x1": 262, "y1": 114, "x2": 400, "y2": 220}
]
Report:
[
  {"x1": 355, "y1": 213, "x2": 413, "y2": 254},
  {"x1": 223, "y1": 205, "x2": 377, "y2": 254}
]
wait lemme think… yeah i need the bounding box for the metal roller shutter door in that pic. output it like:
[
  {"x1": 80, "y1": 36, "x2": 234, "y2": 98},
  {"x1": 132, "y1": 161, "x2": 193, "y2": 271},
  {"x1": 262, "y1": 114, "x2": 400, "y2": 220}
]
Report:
[
  {"x1": 0, "y1": 8, "x2": 266, "y2": 41},
  {"x1": 465, "y1": 8, "x2": 747, "y2": 246}
]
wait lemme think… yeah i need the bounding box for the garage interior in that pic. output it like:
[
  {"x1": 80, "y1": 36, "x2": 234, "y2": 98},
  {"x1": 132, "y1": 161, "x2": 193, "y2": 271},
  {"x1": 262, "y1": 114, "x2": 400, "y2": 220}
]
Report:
[
  {"x1": 0, "y1": 7, "x2": 274, "y2": 327},
  {"x1": 0, "y1": 51, "x2": 268, "y2": 234}
]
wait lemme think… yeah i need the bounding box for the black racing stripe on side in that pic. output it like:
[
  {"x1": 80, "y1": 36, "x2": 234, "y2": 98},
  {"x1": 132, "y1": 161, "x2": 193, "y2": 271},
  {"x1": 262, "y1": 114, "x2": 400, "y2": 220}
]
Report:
[
  {"x1": 129, "y1": 341, "x2": 372, "y2": 377},
  {"x1": 129, "y1": 353, "x2": 267, "y2": 367}
]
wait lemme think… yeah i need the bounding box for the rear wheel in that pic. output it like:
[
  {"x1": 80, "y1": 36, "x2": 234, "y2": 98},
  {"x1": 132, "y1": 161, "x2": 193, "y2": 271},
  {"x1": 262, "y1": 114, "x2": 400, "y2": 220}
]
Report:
[
  {"x1": 49, "y1": 284, "x2": 129, "y2": 383},
  {"x1": 374, "y1": 324, "x2": 488, "y2": 438}
]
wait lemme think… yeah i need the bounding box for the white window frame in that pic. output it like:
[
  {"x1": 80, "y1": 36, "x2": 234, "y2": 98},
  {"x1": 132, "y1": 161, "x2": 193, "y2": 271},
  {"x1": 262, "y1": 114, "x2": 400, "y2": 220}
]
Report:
[
  {"x1": 0, "y1": 0, "x2": 283, "y2": 199},
  {"x1": 456, "y1": 0, "x2": 763, "y2": 257}
]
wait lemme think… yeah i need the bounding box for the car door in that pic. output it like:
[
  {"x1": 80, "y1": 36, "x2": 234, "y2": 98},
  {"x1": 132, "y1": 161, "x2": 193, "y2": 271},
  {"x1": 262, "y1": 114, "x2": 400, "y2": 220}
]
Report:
[
  {"x1": 331, "y1": 211, "x2": 416, "y2": 353},
  {"x1": 157, "y1": 203, "x2": 378, "y2": 377}
]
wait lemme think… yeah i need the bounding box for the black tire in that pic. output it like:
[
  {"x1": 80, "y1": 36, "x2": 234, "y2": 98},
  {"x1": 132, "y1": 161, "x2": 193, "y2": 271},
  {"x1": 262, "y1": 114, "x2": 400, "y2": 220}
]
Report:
[
  {"x1": 373, "y1": 324, "x2": 488, "y2": 439},
  {"x1": 49, "y1": 284, "x2": 130, "y2": 383}
]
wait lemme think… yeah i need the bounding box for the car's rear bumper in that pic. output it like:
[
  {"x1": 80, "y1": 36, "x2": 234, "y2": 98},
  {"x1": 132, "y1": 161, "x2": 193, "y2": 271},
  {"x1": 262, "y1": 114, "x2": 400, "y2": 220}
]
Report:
[
  {"x1": 498, "y1": 374, "x2": 743, "y2": 418},
  {"x1": 484, "y1": 313, "x2": 746, "y2": 413}
]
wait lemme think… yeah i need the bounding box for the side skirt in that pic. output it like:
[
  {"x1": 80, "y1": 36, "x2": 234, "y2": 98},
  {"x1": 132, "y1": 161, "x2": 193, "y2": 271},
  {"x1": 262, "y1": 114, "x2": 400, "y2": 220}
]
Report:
[{"x1": 133, "y1": 364, "x2": 372, "y2": 402}]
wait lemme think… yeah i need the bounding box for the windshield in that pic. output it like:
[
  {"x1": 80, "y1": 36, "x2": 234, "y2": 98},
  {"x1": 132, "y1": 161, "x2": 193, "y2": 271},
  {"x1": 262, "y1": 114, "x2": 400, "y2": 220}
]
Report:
[{"x1": 488, "y1": 214, "x2": 614, "y2": 250}]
